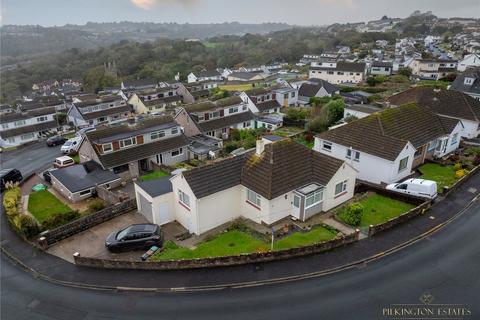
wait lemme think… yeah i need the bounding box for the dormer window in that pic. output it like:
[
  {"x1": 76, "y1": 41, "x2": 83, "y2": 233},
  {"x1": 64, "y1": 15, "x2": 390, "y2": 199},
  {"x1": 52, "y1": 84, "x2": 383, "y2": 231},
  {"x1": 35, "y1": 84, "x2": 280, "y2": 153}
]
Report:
[
  {"x1": 120, "y1": 137, "x2": 136, "y2": 149},
  {"x1": 151, "y1": 131, "x2": 165, "y2": 140},
  {"x1": 103, "y1": 143, "x2": 113, "y2": 153},
  {"x1": 464, "y1": 77, "x2": 474, "y2": 85}
]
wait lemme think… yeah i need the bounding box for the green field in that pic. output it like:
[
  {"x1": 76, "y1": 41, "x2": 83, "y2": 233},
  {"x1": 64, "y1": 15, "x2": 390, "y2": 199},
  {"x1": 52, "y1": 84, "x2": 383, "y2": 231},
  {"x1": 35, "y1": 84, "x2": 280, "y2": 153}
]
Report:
[
  {"x1": 28, "y1": 190, "x2": 72, "y2": 223},
  {"x1": 338, "y1": 193, "x2": 415, "y2": 227}
]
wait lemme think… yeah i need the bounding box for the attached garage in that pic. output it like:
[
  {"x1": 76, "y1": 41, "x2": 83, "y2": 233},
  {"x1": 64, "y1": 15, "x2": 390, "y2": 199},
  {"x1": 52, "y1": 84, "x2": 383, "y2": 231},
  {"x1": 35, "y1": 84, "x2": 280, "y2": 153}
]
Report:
[{"x1": 134, "y1": 177, "x2": 175, "y2": 226}]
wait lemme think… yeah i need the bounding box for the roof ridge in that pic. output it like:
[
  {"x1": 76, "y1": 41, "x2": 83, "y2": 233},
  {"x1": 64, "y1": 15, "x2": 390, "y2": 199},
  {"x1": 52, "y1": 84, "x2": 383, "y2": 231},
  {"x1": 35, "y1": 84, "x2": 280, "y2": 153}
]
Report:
[{"x1": 461, "y1": 92, "x2": 480, "y2": 122}]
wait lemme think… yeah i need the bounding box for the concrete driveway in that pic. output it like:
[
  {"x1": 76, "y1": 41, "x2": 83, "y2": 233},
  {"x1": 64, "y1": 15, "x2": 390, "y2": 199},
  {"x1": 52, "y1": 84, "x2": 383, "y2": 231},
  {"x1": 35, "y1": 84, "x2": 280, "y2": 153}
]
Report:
[{"x1": 47, "y1": 211, "x2": 149, "y2": 263}]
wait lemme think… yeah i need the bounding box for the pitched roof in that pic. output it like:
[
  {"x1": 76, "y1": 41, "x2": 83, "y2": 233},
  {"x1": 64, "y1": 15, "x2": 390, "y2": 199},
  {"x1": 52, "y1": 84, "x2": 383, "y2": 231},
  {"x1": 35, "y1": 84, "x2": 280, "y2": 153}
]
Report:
[
  {"x1": 241, "y1": 140, "x2": 344, "y2": 199},
  {"x1": 388, "y1": 87, "x2": 480, "y2": 122},
  {"x1": 372, "y1": 61, "x2": 393, "y2": 68},
  {"x1": 197, "y1": 70, "x2": 221, "y2": 78},
  {"x1": 245, "y1": 87, "x2": 271, "y2": 96},
  {"x1": 80, "y1": 105, "x2": 132, "y2": 120},
  {"x1": 183, "y1": 139, "x2": 346, "y2": 200},
  {"x1": 50, "y1": 161, "x2": 120, "y2": 193},
  {"x1": 318, "y1": 103, "x2": 460, "y2": 160},
  {"x1": 197, "y1": 111, "x2": 255, "y2": 132},
  {"x1": 122, "y1": 79, "x2": 157, "y2": 88},
  {"x1": 97, "y1": 134, "x2": 189, "y2": 168},
  {"x1": 255, "y1": 100, "x2": 281, "y2": 112},
  {"x1": 449, "y1": 67, "x2": 480, "y2": 96},
  {"x1": 0, "y1": 121, "x2": 58, "y2": 139},
  {"x1": 298, "y1": 80, "x2": 339, "y2": 97},
  {"x1": 184, "y1": 96, "x2": 243, "y2": 113},
  {"x1": 183, "y1": 153, "x2": 250, "y2": 199},
  {"x1": 142, "y1": 95, "x2": 182, "y2": 106},
  {"x1": 86, "y1": 116, "x2": 176, "y2": 143},
  {"x1": 345, "y1": 104, "x2": 383, "y2": 114}
]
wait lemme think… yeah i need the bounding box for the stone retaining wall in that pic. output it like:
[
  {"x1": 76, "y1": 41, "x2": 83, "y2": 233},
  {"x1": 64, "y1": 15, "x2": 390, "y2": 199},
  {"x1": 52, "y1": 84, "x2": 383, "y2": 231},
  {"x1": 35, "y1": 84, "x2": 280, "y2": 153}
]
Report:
[
  {"x1": 73, "y1": 230, "x2": 360, "y2": 270},
  {"x1": 38, "y1": 199, "x2": 136, "y2": 247}
]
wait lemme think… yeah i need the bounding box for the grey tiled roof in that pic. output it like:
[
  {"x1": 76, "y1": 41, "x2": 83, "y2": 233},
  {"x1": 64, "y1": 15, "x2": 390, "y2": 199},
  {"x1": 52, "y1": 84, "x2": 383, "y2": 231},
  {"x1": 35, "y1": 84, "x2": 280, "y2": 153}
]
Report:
[
  {"x1": 197, "y1": 111, "x2": 255, "y2": 132},
  {"x1": 0, "y1": 121, "x2": 57, "y2": 139}
]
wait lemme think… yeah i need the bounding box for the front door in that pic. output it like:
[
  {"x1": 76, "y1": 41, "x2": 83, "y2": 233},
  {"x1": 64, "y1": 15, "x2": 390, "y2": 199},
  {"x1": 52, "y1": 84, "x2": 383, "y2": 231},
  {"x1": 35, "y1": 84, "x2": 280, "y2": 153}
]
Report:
[
  {"x1": 293, "y1": 194, "x2": 301, "y2": 219},
  {"x1": 156, "y1": 154, "x2": 163, "y2": 165}
]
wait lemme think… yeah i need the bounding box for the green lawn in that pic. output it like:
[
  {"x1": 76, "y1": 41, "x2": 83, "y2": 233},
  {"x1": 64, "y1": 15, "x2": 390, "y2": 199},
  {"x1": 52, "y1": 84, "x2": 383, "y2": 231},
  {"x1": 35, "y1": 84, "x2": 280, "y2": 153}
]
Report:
[
  {"x1": 62, "y1": 132, "x2": 76, "y2": 139},
  {"x1": 140, "y1": 170, "x2": 169, "y2": 181},
  {"x1": 295, "y1": 136, "x2": 314, "y2": 149},
  {"x1": 273, "y1": 225, "x2": 337, "y2": 250},
  {"x1": 28, "y1": 190, "x2": 72, "y2": 223},
  {"x1": 152, "y1": 230, "x2": 268, "y2": 260},
  {"x1": 418, "y1": 163, "x2": 458, "y2": 191},
  {"x1": 338, "y1": 193, "x2": 415, "y2": 227},
  {"x1": 71, "y1": 154, "x2": 80, "y2": 164},
  {"x1": 219, "y1": 84, "x2": 254, "y2": 92}
]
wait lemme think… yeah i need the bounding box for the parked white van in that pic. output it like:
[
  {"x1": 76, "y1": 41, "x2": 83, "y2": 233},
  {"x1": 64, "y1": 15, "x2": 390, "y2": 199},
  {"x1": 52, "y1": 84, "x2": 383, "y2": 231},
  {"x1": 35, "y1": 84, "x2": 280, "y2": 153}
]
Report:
[{"x1": 386, "y1": 178, "x2": 437, "y2": 200}]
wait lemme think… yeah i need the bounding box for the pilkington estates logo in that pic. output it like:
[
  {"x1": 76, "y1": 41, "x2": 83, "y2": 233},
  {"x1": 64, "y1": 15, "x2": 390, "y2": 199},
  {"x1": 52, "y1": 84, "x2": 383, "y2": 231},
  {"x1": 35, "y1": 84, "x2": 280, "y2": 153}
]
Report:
[{"x1": 382, "y1": 292, "x2": 472, "y2": 319}]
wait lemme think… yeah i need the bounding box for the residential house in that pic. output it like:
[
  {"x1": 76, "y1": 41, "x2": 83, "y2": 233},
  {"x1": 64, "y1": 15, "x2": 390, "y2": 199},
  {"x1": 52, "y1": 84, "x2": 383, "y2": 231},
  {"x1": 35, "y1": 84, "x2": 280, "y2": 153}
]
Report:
[
  {"x1": 409, "y1": 58, "x2": 458, "y2": 80},
  {"x1": 78, "y1": 116, "x2": 189, "y2": 178},
  {"x1": 388, "y1": 87, "x2": 480, "y2": 139},
  {"x1": 309, "y1": 62, "x2": 366, "y2": 84},
  {"x1": 369, "y1": 61, "x2": 393, "y2": 76},
  {"x1": 187, "y1": 70, "x2": 223, "y2": 83},
  {"x1": 121, "y1": 79, "x2": 158, "y2": 91},
  {"x1": 0, "y1": 104, "x2": 16, "y2": 115},
  {"x1": 20, "y1": 96, "x2": 69, "y2": 113},
  {"x1": 127, "y1": 87, "x2": 182, "y2": 114},
  {"x1": 296, "y1": 79, "x2": 340, "y2": 105},
  {"x1": 0, "y1": 107, "x2": 59, "y2": 147},
  {"x1": 240, "y1": 87, "x2": 283, "y2": 114},
  {"x1": 343, "y1": 104, "x2": 383, "y2": 119},
  {"x1": 174, "y1": 96, "x2": 255, "y2": 139},
  {"x1": 227, "y1": 71, "x2": 268, "y2": 82},
  {"x1": 67, "y1": 95, "x2": 131, "y2": 127},
  {"x1": 457, "y1": 53, "x2": 480, "y2": 72},
  {"x1": 314, "y1": 104, "x2": 463, "y2": 184},
  {"x1": 135, "y1": 138, "x2": 357, "y2": 235},
  {"x1": 176, "y1": 81, "x2": 218, "y2": 104},
  {"x1": 273, "y1": 87, "x2": 298, "y2": 107},
  {"x1": 187, "y1": 134, "x2": 223, "y2": 160},
  {"x1": 449, "y1": 67, "x2": 480, "y2": 101},
  {"x1": 50, "y1": 161, "x2": 121, "y2": 203}
]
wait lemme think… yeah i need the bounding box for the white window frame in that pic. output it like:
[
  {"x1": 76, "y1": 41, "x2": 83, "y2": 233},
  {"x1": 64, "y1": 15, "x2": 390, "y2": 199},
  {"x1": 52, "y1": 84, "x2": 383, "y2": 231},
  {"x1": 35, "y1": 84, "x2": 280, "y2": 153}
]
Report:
[
  {"x1": 322, "y1": 141, "x2": 332, "y2": 152},
  {"x1": 427, "y1": 140, "x2": 437, "y2": 152},
  {"x1": 247, "y1": 189, "x2": 261, "y2": 207},
  {"x1": 1, "y1": 124, "x2": 9, "y2": 129},
  {"x1": 229, "y1": 107, "x2": 238, "y2": 114},
  {"x1": 120, "y1": 137, "x2": 136, "y2": 149},
  {"x1": 171, "y1": 148, "x2": 183, "y2": 157},
  {"x1": 151, "y1": 130, "x2": 165, "y2": 140},
  {"x1": 451, "y1": 133, "x2": 458, "y2": 145},
  {"x1": 398, "y1": 156, "x2": 409, "y2": 173},
  {"x1": 14, "y1": 120, "x2": 26, "y2": 127},
  {"x1": 102, "y1": 143, "x2": 113, "y2": 153},
  {"x1": 20, "y1": 132, "x2": 34, "y2": 141},
  {"x1": 334, "y1": 180, "x2": 348, "y2": 196},
  {"x1": 171, "y1": 127, "x2": 179, "y2": 135},
  {"x1": 305, "y1": 190, "x2": 324, "y2": 209},
  {"x1": 178, "y1": 189, "x2": 190, "y2": 208},
  {"x1": 353, "y1": 151, "x2": 360, "y2": 162},
  {"x1": 37, "y1": 116, "x2": 48, "y2": 122}
]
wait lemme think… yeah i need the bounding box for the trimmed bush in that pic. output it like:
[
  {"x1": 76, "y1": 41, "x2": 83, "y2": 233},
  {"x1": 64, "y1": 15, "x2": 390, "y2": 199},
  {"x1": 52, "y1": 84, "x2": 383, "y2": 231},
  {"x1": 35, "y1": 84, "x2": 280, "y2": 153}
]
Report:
[
  {"x1": 341, "y1": 202, "x2": 364, "y2": 227},
  {"x1": 88, "y1": 198, "x2": 105, "y2": 212},
  {"x1": 3, "y1": 186, "x2": 21, "y2": 216},
  {"x1": 13, "y1": 214, "x2": 40, "y2": 239},
  {"x1": 455, "y1": 169, "x2": 466, "y2": 179},
  {"x1": 42, "y1": 210, "x2": 80, "y2": 230}
]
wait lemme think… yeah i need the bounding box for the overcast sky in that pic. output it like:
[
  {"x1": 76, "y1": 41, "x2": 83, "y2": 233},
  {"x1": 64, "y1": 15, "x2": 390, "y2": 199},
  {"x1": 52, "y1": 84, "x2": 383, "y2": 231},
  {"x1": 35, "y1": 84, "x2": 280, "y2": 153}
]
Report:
[{"x1": 1, "y1": 0, "x2": 479, "y2": 26}]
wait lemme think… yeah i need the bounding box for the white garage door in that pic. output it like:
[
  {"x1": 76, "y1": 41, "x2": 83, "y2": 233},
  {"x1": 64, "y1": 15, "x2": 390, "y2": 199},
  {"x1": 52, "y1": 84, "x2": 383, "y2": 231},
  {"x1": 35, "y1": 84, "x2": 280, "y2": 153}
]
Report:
[{"x1": 137, "y1": 193, "x2": 153, "y2": 222}]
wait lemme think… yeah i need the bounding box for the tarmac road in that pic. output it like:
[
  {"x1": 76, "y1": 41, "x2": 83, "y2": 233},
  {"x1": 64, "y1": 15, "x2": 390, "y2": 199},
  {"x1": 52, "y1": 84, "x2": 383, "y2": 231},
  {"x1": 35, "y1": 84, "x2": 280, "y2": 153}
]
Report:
[
  {"x1": 0, "y1": 142, "x2": 62, "y2": 176},
  {"x1": 2, "y1": 197, "x2": 479, "y2": 320}
]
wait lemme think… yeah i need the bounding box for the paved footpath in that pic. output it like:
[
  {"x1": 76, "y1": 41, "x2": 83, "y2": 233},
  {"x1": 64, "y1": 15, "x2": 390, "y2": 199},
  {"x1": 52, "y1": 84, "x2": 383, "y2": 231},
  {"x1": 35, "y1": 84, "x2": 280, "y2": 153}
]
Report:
[{"x1": 1, "y1": 171, "x2": 479, "y2": 290}]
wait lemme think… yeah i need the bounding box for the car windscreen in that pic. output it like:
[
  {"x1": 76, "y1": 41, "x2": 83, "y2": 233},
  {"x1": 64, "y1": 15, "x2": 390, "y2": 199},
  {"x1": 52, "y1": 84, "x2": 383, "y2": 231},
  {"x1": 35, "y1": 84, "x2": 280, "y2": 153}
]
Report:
[
  {"x1": 116, "y1": 227, "x2": 132, "y2": 240},
  {"x1": 63, "y1": 141, "x2": 72, "y2": 146}
]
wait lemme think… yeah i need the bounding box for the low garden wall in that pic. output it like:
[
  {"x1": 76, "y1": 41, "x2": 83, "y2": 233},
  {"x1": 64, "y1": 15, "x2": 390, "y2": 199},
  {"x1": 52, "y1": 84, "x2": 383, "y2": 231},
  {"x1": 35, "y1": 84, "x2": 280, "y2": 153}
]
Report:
[
  {"x1": 73, "y1": 230, "x2": 360, "y2": 270},
  {"x1": 367, "y1": 201, "x2": 430, "y2": 237},
  {"x1": 38, "y1": 199, "x2": 137, "y2": 247}
]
